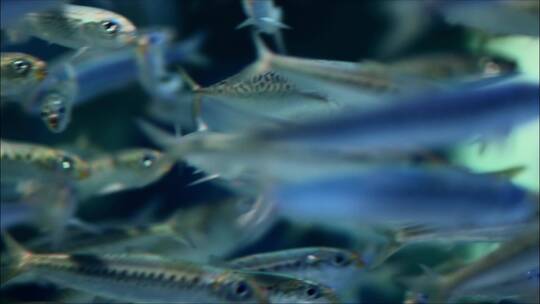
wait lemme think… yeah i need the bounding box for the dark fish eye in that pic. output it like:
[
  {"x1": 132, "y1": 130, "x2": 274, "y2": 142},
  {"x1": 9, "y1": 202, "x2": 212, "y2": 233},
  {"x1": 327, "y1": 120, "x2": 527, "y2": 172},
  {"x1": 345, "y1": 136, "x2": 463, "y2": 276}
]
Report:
[
  {"x1": 101, "y1": 20, "x2": 120, "y2": 34},
  {"x1": 59, "y1": 155, "x2": 75, "y2": 171},
  {"x1": 141, "y1": 153, "x2": 156, "y2": 168},
  {"x1": 11, "y1": 59, "x2": 31, "y2": 75},
  {"x1": 229, "y1": 280, "x2": 252, "y2": 300},
  {"x1": 332, "y1": 253, "x2": 348, "y2": 266},
  {"x1": 305, "y1": 286, "x2": 320, "y2": 299}
]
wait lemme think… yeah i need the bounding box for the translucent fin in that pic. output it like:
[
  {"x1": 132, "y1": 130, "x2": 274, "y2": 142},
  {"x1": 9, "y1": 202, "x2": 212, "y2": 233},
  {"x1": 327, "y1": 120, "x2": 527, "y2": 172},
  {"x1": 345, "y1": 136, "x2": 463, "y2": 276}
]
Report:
[
  {"x1": 1, "y1": 232, "x2": 30, "y2": 285},
  {"x1": 236, "y1": 18, "x2": 256, "y2": 30}
]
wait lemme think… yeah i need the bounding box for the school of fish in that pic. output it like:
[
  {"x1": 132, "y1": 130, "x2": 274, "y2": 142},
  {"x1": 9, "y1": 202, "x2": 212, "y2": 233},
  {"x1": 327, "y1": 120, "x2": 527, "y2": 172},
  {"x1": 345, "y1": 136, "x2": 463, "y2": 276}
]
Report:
[{"x1": 1, "y1": 1, "x2": 539, "y2": 303}]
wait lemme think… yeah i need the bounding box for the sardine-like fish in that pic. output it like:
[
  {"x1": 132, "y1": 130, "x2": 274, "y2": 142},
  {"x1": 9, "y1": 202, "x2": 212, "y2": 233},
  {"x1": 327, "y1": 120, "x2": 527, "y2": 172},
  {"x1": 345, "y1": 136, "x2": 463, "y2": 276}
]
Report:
[
  {"x1": 414, "y1": 230, "x2": 540, "y2": 303},
  {"x1": 228, "y1": 247, "x2": 366, "y2": 292},
  {"x1": 0, "y1": 140, "x2": 90, "y2": 234},
  {"x1": 1, "y1": 52, "x2": 47, "y2": 99},
  {"x1": 11, "y1": 4, "x2": 137, "y2": 49},
  {"x1": 238, "y1": 271, "x2": 339, "y2": 304},
  {"x1": 238, "y1": 0, "x2": 289, "y2": 54},
  {"x1": 252, "y1": 35, "x2": 440, "y2": 109},
  {"x1": 270, "y1": 166, "x2": 537, "y2": 230},
  {"x1": 76, "y1": 149, "x2": 174, "y2": 200},
  {"x1": 181, "y1": 67, "x2": 333, "y2": 123},
  {"x1": 1, "y1": 234, "x2": 270, "y2": 304},
  {"x1": 257, "y1": 82, "x2": 540, "y2": 154}
]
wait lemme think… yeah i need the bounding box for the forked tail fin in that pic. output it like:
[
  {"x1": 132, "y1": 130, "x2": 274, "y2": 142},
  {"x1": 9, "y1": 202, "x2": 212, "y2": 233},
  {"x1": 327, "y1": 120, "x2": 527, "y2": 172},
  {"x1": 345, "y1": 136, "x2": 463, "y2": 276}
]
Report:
[{"x1": 1, "y1": 232, "x2": 30, "y2": 285}]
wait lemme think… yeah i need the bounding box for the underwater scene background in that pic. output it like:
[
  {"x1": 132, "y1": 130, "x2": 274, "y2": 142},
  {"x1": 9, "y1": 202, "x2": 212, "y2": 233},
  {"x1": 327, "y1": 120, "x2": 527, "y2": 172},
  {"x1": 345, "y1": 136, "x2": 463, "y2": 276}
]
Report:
[{"x1": 1, "y1": 0, "x2": 539, "y2": 303}]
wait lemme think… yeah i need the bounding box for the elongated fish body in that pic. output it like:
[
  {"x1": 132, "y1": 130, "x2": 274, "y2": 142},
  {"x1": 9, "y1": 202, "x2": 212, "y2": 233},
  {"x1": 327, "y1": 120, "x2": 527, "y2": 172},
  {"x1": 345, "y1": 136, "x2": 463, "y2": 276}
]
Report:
[
  {"x1": 270, "y1": 166, "x2": 536, "y2": 230},
  {"x1": 228, "y1": 247, "x2": 366, "y2": 292},
  {"x1": 2, "y1": 237, "x2": 270, "y2": 304},
  {"x1": 14, "y1": 4, "x2": 137, "y2": 49},
  {"x1": 190, "y1": 69, "x2": 334, "y2": 121},
  {"x1": 1, "y1": 53, "x2": 47, "y2": 99},
  {"x1": 238, "y1": 271, "x2": 339, "y2": 304},
  {"x1": 434, "y1": 0, "x2": 540, "y2": 37},
  {"x1": 431, "y1": 231, "x2": 540, "y2": 303},
  {"x1": 76, "y1": 149, "x2": 173, "y2": 200},
  {"x1": 257, "y1": 83, "x2": 540, "y2": 154},
  {"x1": 254, "y1": 37, "x2": 438, "y2": 109}
]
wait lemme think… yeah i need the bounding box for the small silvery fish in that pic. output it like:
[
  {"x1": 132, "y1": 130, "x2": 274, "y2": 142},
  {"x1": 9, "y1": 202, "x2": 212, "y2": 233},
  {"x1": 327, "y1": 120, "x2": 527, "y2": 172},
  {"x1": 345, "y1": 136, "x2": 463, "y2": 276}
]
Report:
[
  {"x1": 1, "y1": 233, "x2": 270, "y2": 304},
  {"x1": 269, "y1": 166, "x2": 537, "y2": 230},
  {"x1": 257, "y1": 82, "x2": 540, "y2": 154},
  {"x1": 237, "y1": 0, "x2": 289, "y2": 53},
  {"x1": 252, "y1": 35, "x2": 440, "y2": 110},
  {"x1": 181, "y1": 67, "x2": 333, "y2": 124},
  {"x1": 228, "y1": 247, "x2": 366, "y2": 293},
  {"x1": 412, "y1": 230, "x2": 540, "y2": 303},
  {"x1": 1, "y1": 52, "x2": 47, "y2": 99},
  {"x1": 76, "y1": 149, "x2": 174, "y2": 200},
  {"x1": 238, "y1": 271, "x2": 339, "y2": 304},
  {"x1": 0, "y1": 140, "x2": 90, "y2": 238},
  {"x1": 10, "y1": 4, "x2": 137, "y2": 49}
]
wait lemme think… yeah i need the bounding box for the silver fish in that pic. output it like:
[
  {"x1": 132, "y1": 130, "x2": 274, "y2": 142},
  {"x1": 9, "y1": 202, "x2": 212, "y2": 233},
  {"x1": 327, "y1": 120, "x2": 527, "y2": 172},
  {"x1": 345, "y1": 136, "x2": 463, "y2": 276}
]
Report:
[
  {"x1": 0, "y1": 140, "x2": 90, "y2": 238},
  {"x1": 1, "y1": 233, "x2": 270, "y2": 304},
  {"x1": 1, "y1": 52, "x2": 47, "y2": 99},
  {"x1": 256, "y1": 82, "x2": 540, "y2": 154},
  {"x1": 228, "y1": 247, "x2": 366, "y2": 293},
  {"x1": 11, "y1": 4, "x2": 137, "y2": 49},
  {"x1": 252, "y1": 35, "x2": 440, "y2": 110},
  {"x1": 270, "y1": 165, "x2": 537, "y2": 230},
  {"x1": 76, "y1": 149, "x2": 173, "y2": 200}
]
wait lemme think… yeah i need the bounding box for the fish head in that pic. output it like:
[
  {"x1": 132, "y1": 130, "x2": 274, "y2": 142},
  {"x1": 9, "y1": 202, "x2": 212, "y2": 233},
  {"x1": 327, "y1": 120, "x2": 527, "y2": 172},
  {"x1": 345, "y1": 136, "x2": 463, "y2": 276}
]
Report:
[
  {"x1": 214, "y1": 272, "x2": 270, "y2": 303},
  {"x1": 39, "y1": 92, "x2": 72, "y2": 133},
  {"x1": 81, "y1": 15, "x2": 138, "y2": 49},
  {"x1": 1, "y1": 53, "x2": 48, "y2": 91},
  {"x1": 110, "y1": 149, "x2": 174, "y2": 188}
]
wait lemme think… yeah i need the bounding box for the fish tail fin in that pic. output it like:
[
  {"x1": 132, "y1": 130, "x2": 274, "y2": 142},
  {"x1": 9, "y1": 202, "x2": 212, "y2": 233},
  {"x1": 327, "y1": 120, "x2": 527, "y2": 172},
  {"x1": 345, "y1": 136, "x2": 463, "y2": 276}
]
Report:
[
  {"x1": 236, "y1": 18, "x2": 256, "y2": 30},
  {"x1": 1, "y1": 232, "x2": 31, "y2": 285},
  {"x1": 252, "y1": 32, "x2": 273, "y2": 63}
]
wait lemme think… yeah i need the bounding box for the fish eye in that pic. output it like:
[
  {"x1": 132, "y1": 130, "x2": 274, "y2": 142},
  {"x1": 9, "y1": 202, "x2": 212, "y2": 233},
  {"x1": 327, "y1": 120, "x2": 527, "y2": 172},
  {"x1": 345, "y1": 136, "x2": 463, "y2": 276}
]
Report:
[
  {"x1": 332, "y1": 253, "x2": 349, "y2": 266},
  {"x1": 58, "y1": 155, "x2": 75, "y2": 171},
  {"x1": 228, "y1": 280, "x2": 252, "y2": 300},
  {"x1": 304, "y1": 286, "x2": 320, "y2": 299},
  {"x1": 101, "y1": 20, "x2": 120, "y2": 34},
  {"x1": 11, "y1": 59, "x2": 32, "y2": 75},
  {"x1": 140, "y1": 153, "x2": 156, "y2": 168}
]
